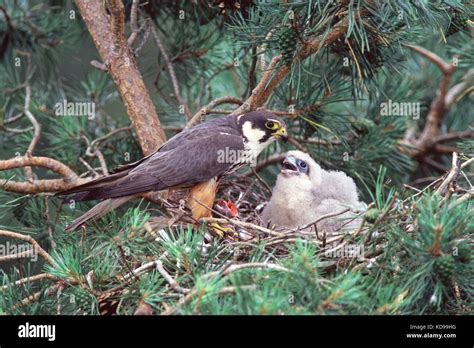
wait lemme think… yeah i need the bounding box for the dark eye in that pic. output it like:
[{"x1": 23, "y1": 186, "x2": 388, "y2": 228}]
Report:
[
  {"x1": 265, "y1": 121, "x2": 279, "y2": 130},
  {"x1": 299, "y1": 161, "x2": 307, "y2": 169}
]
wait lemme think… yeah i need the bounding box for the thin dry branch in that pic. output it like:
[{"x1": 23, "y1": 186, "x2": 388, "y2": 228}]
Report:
[
  {"x1": 185, "y1": 96, "x2": 243, "y2": 129},
  {"x1": 0, "y1": 156, "x2": 80, "y2": 177},
  {"x1": 150, "y1": 22, "x2": 192, "y2": 120},
  {"x1": 11, "y1": 51, "x2": 41, "y2": 182},
  {"x1": 160, "y1": 284, "x2": 257, "y2": 315},
  {"x1": 3, "y1": 112, "x2": 24, "y2": 125},
  {"x1": 0, "y1": 230, "x2": 53, "y2": 265},
  {"x1": 155, "y1": 260, "x2": 190, "y2": 294},
  {"x1": 0, "y1": 273, "x2": 55, "y2": 291},
  {"x1": 127, "y1": 0, "x2": 139, "y2": 46},
  {"x1": 259, "y1": 28, "x2": 276, "y2": 71},
  {"x1": 436, "y1": 152, "x2": 461, "y2": 195},
  {"x1": 402, "y1": 45, "x2": 457, "y2": 157},
  {"x1": 119, "y1": 259, "x2": 190, "y2": 294},
  {"x1": 0, "y1": 156, "x2": 87, "y2": 193}
]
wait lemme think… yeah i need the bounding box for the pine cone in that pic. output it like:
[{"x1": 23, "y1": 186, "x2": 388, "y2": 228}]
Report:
[
  {"x1": 446, "y1": 12, "x2": 469, "y2": 36},
  {"x1": 351, "y1": 118, "x2": 376, "y2": 136},
  {"x1": 72, "y1": 288, "x2": 94, "y2": 311},
  {"x1": 434, "y1": 255, "x2": 455, "y2": 282},
  {"x1": 278, "y1": 27, "x2": 297, "y2": 67},
  {"x1": 364, "y1": 208, "x2": 381, "y2": 223}
]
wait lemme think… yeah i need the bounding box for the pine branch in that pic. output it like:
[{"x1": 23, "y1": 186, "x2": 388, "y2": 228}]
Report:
[
  {"x1": 231, "y1": 14, "x2": 355, "y2": 115},
  {"x1": 150, "y1": 21, "x2": 192, "y2": 120}
]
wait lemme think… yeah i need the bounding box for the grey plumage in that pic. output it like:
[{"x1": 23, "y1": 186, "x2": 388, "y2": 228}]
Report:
[{"x1": 261, "y1": 150, "x2": 364, "y2": 234}]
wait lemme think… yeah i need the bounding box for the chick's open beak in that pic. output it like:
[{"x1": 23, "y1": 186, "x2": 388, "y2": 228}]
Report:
[
  {"x1": 273, "y1": 126, "x2": 288, "y2": 142},
  {"x1": 282, "y1": 155, "x2": 298, "y2": 171}
]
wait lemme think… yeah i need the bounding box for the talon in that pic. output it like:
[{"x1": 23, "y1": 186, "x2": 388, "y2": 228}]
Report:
[{"x1": 210, "y1": 222, "x2": 238, "y2": 240}]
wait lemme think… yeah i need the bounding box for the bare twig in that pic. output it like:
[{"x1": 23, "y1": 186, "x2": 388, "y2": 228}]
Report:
[
  {"x1": 15, "y1": 51, "x2": 41, "y2": 182},
  {"x1": 133, "y1": 19, "x2": 151, "y2": 56},
  {"x1": 155, "y1": 260, "x2": 190, "y2": 294},
  {"x1": 0, "y1": 230, "x2": 54, "y2": 265},
  {"x1": 185, "y1": 96, "x2": 243, "y2": 129},
  {"x1": 160, "y1": 284, "x2": 257, "y2": 315},
  {"x1": 90, "y1": 60, "x2": 108, "y2": 71},
  {"x1": 259, "y1": 29, "x2": 276, "y2": 71},
  {"x1": 150, "y1": 23, "x2": 192, "y2": 119},
  {"x1": 1, "y1": 273, "x2": 55, "y2": 291},
  {"x1": 0, "y1": 155, "x2": 74, "y2": 177},
  {"x1": 436, "y1": 152, "x2": 461, "y2": 195},
  {"x1": 445, "y1": 69, "x2": 474, "y2": 107},
  {"x1": 127, "y1": 0, "x2": 139, "y2": 46},
  {"x1": 0, "y1": 156, "x2": 87, "y2": 193},
  {"x1": 402, "y1": 45, "x2": 457, "y2": 157},
  {"x1": 292, "y1": 208, "x2": 351, "y2": 232}
]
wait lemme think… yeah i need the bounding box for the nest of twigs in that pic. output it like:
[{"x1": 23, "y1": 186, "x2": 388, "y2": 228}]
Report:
[
  {"x1": 143, "y1": 153, "x2": 472, "y2": 275},
  {"x1": 145, "y1": 172, "x2": 376, "y2": 273}
]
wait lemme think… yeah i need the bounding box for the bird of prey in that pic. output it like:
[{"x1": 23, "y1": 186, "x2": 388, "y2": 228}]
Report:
[
  {"x1": 59, "y1": 111, "x2": 287, "y2": 231},
  {"x1": 261, "y1": 150, "x2": 363, "y2": 234}
]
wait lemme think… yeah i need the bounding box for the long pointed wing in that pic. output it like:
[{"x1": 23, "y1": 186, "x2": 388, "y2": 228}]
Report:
[{"x1": 62, "y1": 132, "x2": 245, "y2": 201}]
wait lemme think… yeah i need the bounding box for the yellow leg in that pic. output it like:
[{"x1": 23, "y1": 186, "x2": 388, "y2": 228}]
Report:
[{"x1": 210, "y1": 222, "x2": 238, "y2": 240}]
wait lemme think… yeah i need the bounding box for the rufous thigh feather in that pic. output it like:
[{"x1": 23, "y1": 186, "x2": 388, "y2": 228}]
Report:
[{"x1": 187, "y1": 177, "x2": 219, "y2": 220}]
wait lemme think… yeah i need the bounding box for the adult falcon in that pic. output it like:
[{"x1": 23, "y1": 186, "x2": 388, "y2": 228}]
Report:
[{"x1": 59, "y1": 111, "x2": 287, "y2": 231}]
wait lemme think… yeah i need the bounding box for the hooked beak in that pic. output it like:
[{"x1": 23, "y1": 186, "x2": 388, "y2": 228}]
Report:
[
  {"x1": 273, "y1": 126, "x2": 288, "y2": 142},
  {"x1": 281, "y1": 155, "x2": 299, "y2": 176}
]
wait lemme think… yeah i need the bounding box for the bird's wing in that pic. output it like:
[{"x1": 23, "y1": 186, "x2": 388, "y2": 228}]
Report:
[
  {"x1": 158, "y1": 118, "x2": 237, "y2": 152},
  {"x1": 61, "y1": 132, "x2": 245, "y2": 201},
  {"x1": 312, "y1": 198, "x2": 361, "y2": 233},
  {"x1": 108, "y1": 117, "x2": 238, "y2": 174}
]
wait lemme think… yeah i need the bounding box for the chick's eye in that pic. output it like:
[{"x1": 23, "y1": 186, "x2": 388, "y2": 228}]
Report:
[
  {"x1": 299, "y1": 161, "x2": 307, "y2": 169},
  {"x1": 265, "y1": 121, "x2": 279, "y2": 130}
]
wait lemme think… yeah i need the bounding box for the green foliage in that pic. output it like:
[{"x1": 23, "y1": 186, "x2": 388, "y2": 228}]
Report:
[{"x1": 0, "y1": 0, "x2": 473, "y2": 316}]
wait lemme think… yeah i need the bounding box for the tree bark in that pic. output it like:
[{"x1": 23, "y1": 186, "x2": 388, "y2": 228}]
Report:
[{"x1": 75, "y1": 0, "x2": 166, "y2": 155}]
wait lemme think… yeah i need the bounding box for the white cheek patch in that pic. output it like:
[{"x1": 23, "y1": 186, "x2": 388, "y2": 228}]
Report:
[
  {"x1": 242, "y1": 121, "x2": 272, "y2": 157},
  {"x1": 242, "y1": 121, "x2": 265, "y2": 143}
]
